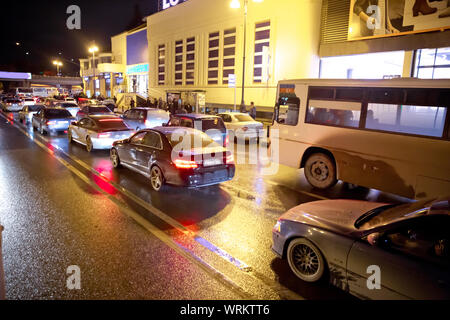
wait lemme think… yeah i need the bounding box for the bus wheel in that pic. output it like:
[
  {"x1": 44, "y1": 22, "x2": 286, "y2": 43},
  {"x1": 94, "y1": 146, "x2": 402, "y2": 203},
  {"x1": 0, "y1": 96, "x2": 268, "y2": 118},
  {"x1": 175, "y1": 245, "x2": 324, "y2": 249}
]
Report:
[{"x1": 304, "y1": 153, "x2": 337, "y2": 189}]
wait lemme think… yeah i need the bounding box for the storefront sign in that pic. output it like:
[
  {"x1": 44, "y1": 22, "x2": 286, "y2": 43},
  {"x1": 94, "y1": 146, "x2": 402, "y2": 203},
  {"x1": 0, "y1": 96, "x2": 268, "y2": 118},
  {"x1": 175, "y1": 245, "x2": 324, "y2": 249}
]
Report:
[
  {"x1": 126, "y1": 64, "x2": 149, "y2": 75},
  {"x1": 159, "y1": 0, "x2": 189, "y2": 11}
]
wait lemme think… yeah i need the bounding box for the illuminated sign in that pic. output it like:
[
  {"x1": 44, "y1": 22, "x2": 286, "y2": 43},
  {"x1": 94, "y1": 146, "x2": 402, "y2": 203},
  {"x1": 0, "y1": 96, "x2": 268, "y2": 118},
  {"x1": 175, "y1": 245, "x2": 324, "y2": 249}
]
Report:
[
  {"x1": 126, "y1": 64, "x2": 149, "y2": 74},
  {"x1": 0, "y1": 71, "x2": 32, "y2": 80},
  {"x1": 159, "y1": 0, "x2": 189, "y2": 11}
]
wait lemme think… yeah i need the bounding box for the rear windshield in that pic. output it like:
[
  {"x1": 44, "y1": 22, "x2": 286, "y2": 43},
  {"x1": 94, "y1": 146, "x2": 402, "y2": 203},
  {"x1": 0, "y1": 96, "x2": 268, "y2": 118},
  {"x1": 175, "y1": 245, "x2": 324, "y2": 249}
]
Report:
[
  {"x1": 45, "y1": 109, "x2": 72, "y2": 119},
  {"x1": 166, "y1": 131, "x2": 219, "y2": 149},
  {"x1": 234, "y1": 114, "x2": 254, "y2": 122},
  {"x1": 89, "y1": 107, "x2": 111, "y2": 113},
  {"x1": 29, "y1": 105, "x2": 44, "y2": 111},
  {"x1": 195, "y1": 118, "x2": 226, "y2": 133},
  {"x1": 59, "y1": 103, "x2": 78, "y2": 108},
  {"x1": 96, "y1": 119, "x2": 130, "y2": 130}
]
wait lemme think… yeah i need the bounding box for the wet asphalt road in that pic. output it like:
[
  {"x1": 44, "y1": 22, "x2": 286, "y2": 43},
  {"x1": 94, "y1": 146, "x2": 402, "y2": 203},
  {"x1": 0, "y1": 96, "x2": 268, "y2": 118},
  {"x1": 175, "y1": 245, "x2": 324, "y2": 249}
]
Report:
[{"x1": 0, "y1": 111, "x2": 409, "y2": 300}]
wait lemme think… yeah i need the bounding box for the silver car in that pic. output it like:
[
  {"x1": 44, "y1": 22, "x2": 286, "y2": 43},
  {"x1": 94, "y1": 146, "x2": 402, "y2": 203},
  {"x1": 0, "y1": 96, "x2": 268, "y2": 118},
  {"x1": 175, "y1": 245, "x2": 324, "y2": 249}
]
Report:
[
  {"x1": 19, "y1": 104, "x2": 45, "y2": 124},
  {"x1": 68, "y1": 115, "x2": 134, "y2": 152},
  {"x1": 1, "y1": 98, "x2": 23, "y2": 112},
  {"x1": 32, "y1": 108, "x2": 75, "y2": 135},
  {"x1": 55, "y1": 102, "x2": 80, "y2": 118},
  {"x1": 121, "y1": 108, "x2": 170, "y2": 131},
  {"x1": 272, "y1": 198, "x2": 450, "y2": 300}
]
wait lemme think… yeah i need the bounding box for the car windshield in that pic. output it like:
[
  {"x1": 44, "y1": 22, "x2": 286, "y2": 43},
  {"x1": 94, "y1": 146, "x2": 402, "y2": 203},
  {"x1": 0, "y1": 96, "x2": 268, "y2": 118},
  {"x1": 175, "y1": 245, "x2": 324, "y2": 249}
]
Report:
[
  {"x1": 89, "y1": 107, "x2": 112, "y2": 113},
  {"x1": 166, "y1": 131, "x2": 220, "y2": 149},
  {"x1": 97, "y1": 119, "x2": 130, "y2": 131},
  {"x1": 45, "y1": 109, "x2": 72, "y2": 119},
  {"x1": 357, "y1": 198, "x2": 438, "y2": 229},
  {"x1": 195, "y1": 118, "x2": 226, "y2": 133},
  {"x1": 29, "y1": 105, "x2": 44, "y2": 111},
  {"x1": 234, "y1": 114, "x2": 254, "y2": 122}
]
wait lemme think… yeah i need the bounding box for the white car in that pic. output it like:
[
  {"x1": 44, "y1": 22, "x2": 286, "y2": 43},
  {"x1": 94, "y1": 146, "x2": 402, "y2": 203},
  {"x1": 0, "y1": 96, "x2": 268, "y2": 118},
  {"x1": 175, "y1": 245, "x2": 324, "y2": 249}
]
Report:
[
  {"x1": 1, "y1": 98, "x2": 23, "y2": 112},
  {"x1": 217, "y1": 112, "x2": 264, "y2": 142},
  {"x1": 55, "y1": 102, "x2": 80, "y2": 118},
  {"x1": 22, "y1": 98, "x2": 36, "y2": 106}
]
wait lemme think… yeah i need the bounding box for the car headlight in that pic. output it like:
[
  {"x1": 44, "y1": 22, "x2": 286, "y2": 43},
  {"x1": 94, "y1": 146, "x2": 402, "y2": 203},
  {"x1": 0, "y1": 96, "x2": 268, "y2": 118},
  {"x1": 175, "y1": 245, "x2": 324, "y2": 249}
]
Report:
[{"x1": 273, "y1": 220, "x2": 282, "y2": 233}]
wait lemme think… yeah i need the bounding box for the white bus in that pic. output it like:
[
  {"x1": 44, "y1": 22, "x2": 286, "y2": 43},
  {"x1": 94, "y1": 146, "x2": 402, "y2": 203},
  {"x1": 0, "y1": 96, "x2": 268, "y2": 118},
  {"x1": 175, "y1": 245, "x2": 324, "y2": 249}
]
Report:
[{"x1": 270, "y1": 78, "x2": 450, "y2": 199}]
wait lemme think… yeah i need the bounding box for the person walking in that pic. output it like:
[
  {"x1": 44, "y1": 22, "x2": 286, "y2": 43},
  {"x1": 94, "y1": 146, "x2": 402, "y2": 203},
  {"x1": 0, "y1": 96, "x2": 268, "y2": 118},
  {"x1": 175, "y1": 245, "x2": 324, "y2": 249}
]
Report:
[
  {"x1": 249, "y1": 102, "x2": 257, "y2": 120},
  {"x1": 130, "y1": 98, "x2": 135, "y2": 109}
]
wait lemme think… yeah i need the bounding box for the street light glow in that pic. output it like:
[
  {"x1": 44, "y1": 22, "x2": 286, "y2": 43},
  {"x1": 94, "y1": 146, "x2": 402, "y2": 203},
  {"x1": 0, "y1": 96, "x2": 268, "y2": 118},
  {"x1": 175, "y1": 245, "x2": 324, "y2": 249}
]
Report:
[
  {"x1": 230, "y1": 0, "x2": 240, "y2": 9},
  {"x1": 89, "y1": 46, "x2": 99, "y2": 53}
]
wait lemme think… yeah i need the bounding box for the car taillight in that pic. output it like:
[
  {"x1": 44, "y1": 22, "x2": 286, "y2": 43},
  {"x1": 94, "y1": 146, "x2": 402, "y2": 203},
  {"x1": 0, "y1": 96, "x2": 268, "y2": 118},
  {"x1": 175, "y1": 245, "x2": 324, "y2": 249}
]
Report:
[
  {"x1": 174, "y1": 159, "x2": 198, "y2": 169},
  {"x1": 242, "y1": 127, "x2": 248, "y2": 132},
  {"x1": 98, "y1": 132, "x2": 111, "y2": 138},
  {"x1": 47, "y1": 121, "x2": 56, "y2": 125},
  {"x1": 224, "y1": 135, "x2": 229, "y2": 147},
  {"x1": 226, "y1": 154, "x2": 234, "y2": 164}
]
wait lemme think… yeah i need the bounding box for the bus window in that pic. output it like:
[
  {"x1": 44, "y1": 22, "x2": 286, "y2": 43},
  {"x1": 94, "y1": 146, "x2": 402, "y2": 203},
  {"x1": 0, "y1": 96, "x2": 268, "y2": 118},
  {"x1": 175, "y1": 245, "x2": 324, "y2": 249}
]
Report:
[
  {"x1": 306, "y1": 100, "x2": 361, "y2": 128},
  {"x1": 365, "y1": 104, "x2": 447, "y2": 138},
  {"x1": 276, "y1": 97, "x2": 300, "y2": 126}
]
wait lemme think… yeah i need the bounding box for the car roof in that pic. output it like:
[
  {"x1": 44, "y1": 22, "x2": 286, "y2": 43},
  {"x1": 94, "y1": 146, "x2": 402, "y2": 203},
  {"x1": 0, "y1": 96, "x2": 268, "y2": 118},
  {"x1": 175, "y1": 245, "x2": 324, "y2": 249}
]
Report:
[
  {"x1": 146, "y1": 126, "x2": 199, "y2": 135},
  {"x1": 88, "y1": 114, "x2": 121, "y2": 120},
  {"x1": 218, "y1": 112, "x2": 247, "y2": 116},
  {"x1": 171, "y1": 113, "x2": 220, "y2": 120}
]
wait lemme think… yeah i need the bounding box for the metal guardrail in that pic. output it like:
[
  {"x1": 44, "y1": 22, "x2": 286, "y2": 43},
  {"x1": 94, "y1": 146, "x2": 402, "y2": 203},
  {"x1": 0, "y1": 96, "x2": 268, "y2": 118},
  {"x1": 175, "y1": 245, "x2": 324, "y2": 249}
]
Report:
[{"x1": 0, "y1": 224, "x2": 5, "y2": 300}]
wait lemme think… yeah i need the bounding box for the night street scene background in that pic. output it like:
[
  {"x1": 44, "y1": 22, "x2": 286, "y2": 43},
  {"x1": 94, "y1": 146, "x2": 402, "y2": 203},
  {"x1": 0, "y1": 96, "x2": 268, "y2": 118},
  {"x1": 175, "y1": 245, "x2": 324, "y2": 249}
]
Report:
[{"x1": 0, "y1": 0, "x2": 450, "y2": 311}]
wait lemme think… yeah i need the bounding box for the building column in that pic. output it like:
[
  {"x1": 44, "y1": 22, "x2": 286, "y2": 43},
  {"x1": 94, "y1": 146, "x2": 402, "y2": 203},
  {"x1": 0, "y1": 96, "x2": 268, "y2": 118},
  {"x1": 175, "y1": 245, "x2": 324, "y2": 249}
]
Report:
[{"x1": 402, "y1": 51, "x2": 415, "y2": 78}]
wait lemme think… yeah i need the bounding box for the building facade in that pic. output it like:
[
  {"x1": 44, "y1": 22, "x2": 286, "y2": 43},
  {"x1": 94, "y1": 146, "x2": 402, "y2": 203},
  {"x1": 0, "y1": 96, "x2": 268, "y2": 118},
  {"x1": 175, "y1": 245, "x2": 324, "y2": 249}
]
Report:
[{"x1": 146, "y1": 0, "x2": 323, "y2": 113}]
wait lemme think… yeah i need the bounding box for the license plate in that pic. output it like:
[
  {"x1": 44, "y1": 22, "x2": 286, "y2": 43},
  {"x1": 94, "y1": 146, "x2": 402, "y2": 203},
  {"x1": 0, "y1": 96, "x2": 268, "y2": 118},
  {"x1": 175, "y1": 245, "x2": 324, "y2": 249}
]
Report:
[
  {"x1": 203, "y1": 158, "x2": 222, "y2": 167},
  {"x1": 58, "y1": 121, "x2": 67, "y2": 125}
]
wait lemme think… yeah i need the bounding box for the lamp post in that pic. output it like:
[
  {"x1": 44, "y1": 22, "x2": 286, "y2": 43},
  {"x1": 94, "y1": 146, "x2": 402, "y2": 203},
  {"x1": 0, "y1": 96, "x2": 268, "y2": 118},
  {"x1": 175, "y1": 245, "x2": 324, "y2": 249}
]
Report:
[
  {"x1": 53, "y1": 60, "x2": 63, "y2": 76},
  {"x1": 89, "y1": 45, "x2": 99, "y2": 97},
  {"x1": 230, "y1": 0, "x2": 263, "y2": 112}
]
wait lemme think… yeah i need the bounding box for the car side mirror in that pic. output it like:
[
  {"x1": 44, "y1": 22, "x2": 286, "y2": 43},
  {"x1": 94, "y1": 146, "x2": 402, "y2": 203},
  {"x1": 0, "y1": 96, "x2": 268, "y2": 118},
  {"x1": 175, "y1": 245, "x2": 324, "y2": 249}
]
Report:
[{"x1": 367, "y1": 232, "x2": 382, "y2": 246}]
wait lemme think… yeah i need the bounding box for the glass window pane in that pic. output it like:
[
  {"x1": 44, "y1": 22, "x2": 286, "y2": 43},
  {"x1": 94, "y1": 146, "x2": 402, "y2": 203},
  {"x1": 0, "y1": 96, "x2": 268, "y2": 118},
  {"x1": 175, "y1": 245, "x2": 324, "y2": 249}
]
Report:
[
  {"x1": 306, "y1": 105, "x2": 360, "y2": 128},
  {"x1": 366, "y1": 104, "x2": 446, "y2": 137},
  {"x1": 432, "y1": 67, "x2": 450, "y2": 79}
]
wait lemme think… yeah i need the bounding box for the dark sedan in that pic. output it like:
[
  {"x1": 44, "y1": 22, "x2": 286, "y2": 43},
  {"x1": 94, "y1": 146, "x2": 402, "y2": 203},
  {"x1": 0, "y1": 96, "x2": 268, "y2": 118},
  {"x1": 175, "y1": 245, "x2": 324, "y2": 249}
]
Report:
[
  {"x1": 76, "y1": 105, "x2": 114, "y2": 121},
  {"x1": 32, "y1": 108, "x2": 75, "y2": 135},
  {"x1": 110, "y1": 127, "x2": 235, "y2": 191}
]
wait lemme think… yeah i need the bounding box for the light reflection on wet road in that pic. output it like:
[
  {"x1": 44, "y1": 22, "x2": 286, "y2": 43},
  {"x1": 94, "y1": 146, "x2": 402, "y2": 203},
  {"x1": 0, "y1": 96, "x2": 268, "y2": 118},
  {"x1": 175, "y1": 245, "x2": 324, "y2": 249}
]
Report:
[{"x1": 0, "y1": 111, "x2": 410, "y2": 300}]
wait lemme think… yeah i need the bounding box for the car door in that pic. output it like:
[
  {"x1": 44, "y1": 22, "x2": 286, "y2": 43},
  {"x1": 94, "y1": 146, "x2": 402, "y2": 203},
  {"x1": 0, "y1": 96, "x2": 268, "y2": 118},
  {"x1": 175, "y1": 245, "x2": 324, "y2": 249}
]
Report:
[
  {"x1": 122, "y1": 132, "x2": 146, "y2": 167},
  {"x1": 347, "y1": 215, "x2": 450, "y2": 300},
  {"x1": 82, "y1": 119, "x2": 97, "y2": 143},
  {"x1": 137, "y1": 131, "x2": 164, "y2": 172},
  {"x1": 70, "y1": 118, "x2": 87, "y2": 140}
]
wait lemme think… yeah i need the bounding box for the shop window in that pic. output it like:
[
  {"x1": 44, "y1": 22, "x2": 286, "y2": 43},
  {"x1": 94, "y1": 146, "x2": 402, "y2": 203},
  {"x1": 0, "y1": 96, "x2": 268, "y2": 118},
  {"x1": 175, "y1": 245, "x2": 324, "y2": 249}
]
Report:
[
  {"x1": 414, "y1": 47, "x2": 450, "y2": 79},
  {"x1": 365, "y1": 104, "x2": 447, "y2": 138},
  {"x1": 208, "y1": 31, "x2": 220, "y2": 85},
  {"x1": 175, "y1": 40, "x2": 183, "y2": 86},
  {"x1": 158, "y1": 44, "x2": 166, "y2": 86},
  {"x1": 185, "y1": 37, "x2": 195, "y2": 85},
  {"x1": 222, "y1": 28, "x2": 236, "y2": 85},
  {"x1": 253, "y1": 21, "x2": 270, "y2": 83},
  {"x1": 306, "y1": 100, "x2": 362, "y2": 128}
]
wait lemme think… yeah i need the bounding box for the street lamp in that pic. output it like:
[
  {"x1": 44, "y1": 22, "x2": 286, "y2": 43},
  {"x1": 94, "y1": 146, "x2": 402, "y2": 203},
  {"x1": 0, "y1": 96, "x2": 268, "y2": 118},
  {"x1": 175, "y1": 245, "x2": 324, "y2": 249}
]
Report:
[
  {"x1": 53, "y1": 60, "x2": 63, "y2": 76},
  {"x1": 230, "y1": 0, "x2": 263, "y2": 112},
  {"x1": 89, "y1": 45, "x2": 99, "y2": 97}
]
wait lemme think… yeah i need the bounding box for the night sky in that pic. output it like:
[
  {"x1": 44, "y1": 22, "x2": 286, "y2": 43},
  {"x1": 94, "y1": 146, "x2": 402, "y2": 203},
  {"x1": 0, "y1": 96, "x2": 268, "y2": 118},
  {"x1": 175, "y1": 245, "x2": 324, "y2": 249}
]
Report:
[{"x1": 0, "y1": 0, "x2": 158, "y2": 76}]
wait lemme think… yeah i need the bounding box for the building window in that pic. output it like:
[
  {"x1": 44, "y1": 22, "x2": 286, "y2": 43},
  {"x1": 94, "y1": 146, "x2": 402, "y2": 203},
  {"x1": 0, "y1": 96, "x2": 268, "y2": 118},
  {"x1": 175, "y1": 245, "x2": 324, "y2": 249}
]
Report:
[
  {"x1": 185, "y1": 37, "x2": 195, "y2": 85},
  {"x1": 158, "y1": 44, "x2": 166, "y2": 86},
  {"x1": 208, "y1": 32, "x2": 220, "y2": 85},
  {"x1": 253, "y1": 21, "x2": 270, "y2": 83},
  {"x1": 414, "y1": 47, "x2": 450, "y2": 79},
  {"x1": 222, "y1": 28, "x2": 236, "y2": 85},
  {"x1": 175, "y1": 40, "x2": 183, "y2": 86}
]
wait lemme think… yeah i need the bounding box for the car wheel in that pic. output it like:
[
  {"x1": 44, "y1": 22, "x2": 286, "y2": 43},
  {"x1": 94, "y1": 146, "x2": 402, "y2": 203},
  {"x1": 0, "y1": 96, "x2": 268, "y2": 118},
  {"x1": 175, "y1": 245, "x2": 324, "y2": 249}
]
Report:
[
  {"x1": 287, "y1": 238, "x2": 326, "y2": 283},
  {"x1": 110, "y1": 148, "x2": 121, "y2": 168},
  {"x1": 86, "y1": 136, "x2": 93, "y2": 152},
  {"x1": 150, "y1": 165, "x2": 165, "y2": 192},
  {"x1": 67, "y1": 130, "x2": 73, "y2": 143},
  {"x1": 304, "y1": 153, "x2": 337, "y2": 189}
]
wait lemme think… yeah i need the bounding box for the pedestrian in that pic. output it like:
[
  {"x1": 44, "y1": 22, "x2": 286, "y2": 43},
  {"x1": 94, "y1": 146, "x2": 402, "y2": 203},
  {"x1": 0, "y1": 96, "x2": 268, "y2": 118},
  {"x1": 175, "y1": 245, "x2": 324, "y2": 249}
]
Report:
[
  {"x1": 158, "y1": 98, "x2": 163, "y2": 109},
  {"x1": 130, "y1": 98, "x2": 135, "y2": 109},
  {"x1": 249, "y1": 102, "x2": 257, "y2": 120},
  {"x1": 146, "y1": 97, "x2": 151, "y2": 108},
  {"x1": 113, "y1": 96, "x2": 117, "y2": 104},
  {"x1": 180, "y1": 104, "x2": 187, "y2": 114}
]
